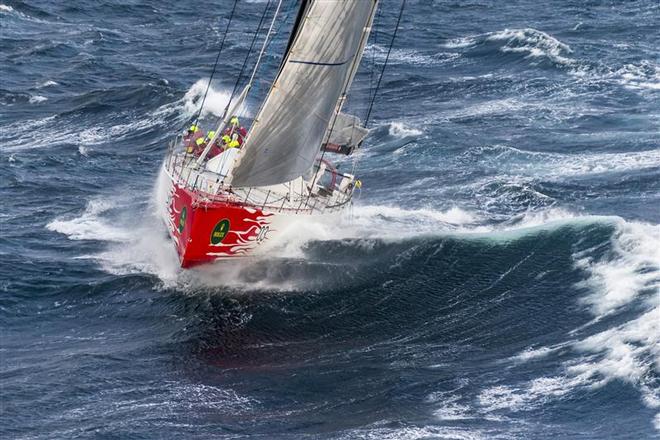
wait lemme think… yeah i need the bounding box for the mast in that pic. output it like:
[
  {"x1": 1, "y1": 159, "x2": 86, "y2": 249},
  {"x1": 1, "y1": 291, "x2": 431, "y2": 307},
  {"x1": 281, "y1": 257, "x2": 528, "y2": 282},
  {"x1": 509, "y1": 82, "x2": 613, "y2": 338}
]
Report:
[{"x1": 230, "y1": 0, "x2": 379, "y2": 188}]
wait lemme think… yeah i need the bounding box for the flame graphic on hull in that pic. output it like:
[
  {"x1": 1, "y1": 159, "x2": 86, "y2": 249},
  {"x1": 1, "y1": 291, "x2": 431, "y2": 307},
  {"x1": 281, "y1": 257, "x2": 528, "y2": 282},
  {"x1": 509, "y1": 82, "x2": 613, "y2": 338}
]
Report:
[{"x1": 163, "y1": 177, "x2": 277, "y2": 266}]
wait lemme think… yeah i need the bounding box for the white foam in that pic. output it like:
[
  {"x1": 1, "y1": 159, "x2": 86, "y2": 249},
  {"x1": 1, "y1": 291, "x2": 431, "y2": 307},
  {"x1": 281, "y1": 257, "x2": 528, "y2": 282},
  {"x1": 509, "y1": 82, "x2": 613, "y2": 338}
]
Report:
[
  {"x1": 443, "y1": 36, "x2": 476, "y2": 49},
  {"x1": 37, "y1": 80, "x2": 58, "y2": 88},
  {"x1": 442, "y1": 28, "x2": 574, "y2": 66},
  {"x1": 91, "y1": 169, "x2": 182, "y2": 285},
  {"x1": 366, "y1": 43, "x2": 441, "y2": 66},
  {"x1": 471, "y1": 145, "x2": 660, "y2": 178},
  {"x1": 337, "y1": 425, "x2": 486, "y2": 440},
  {"x1": 570, "y1": 59, "x2": 660, "y2": 94},
  {"x1": 615, "y1": 61, "x2": 660, "y2": 91},
  {"x1": 0, "y1": 4, "x2": 14, "y2": 13},
  {"x1": 182, "y1": 78, "x2": 250, "y2": 120},
  {"x1": 511, "y1": 345, "x2": 559, "y2": 362},
  {"x1": 571, "y1": 306, "x2": 660, "y2": 391},
  {"x1": 433, "y1": 395, "x2": 474, "y2": 421},
  {"x1": 487, "y1": 217, "x2": 660, "y2": 429},
  {"x1": 47, "y1": 198, "x2": 132, "y2": 243},
  {"x1": 575, "y1": 220, "x2": 660, "y2": 316},
  {"x1": 444, "y1": 98, "x2": 525, "y2": 120},
  {"x1": 29, "y1": 95, "x2": 48, "y2": 104},
  {"x1": 478, "y1": 374, "x2": 588, "y2": 412},
  {"x1": 487, "y1": 28, "x2": 574, "y2": 66},
  {"x1": 388, "y1": 122, "x2": 423, "y2": 138}
]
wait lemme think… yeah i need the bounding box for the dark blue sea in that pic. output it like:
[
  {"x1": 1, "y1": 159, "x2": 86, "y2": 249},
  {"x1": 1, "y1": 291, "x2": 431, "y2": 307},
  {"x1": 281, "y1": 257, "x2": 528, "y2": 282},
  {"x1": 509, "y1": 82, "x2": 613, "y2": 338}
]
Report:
[{"x1": 1, "y1": 0, "x2": 659, "y2": 438}]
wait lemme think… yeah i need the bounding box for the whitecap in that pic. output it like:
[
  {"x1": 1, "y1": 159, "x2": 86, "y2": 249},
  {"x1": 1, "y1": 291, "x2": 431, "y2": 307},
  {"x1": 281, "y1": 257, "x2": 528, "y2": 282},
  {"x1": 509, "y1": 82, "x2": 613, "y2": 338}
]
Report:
[
  {"x1": 482, "y1": 217, "x2": 660, "y2": 429},
  {"x1": 388, "y1": 121, "x2": 423, "y2": 138},
  {"x1": 47, "y1": 198, "x2": 132, "y2": 243},
  {"x1": 575, "y1": 220, "x2": 660, "y2": 316},
  {"x1": 182, "y1": 78, "x2": 250, "y2": 120},
  {"x1": 614, "y1": 61, "x2": 660, "y2": 91},
  {"x1": 444, "y1": 28, "x2": 575, "y2": 66},
  {"x1": 443, "y1": 36, "x2": 476, "y2": 49},
  {"x1": 29, "y1": 95, "x2": 48, "y2": 104},
  {"x1": 37, "y1": 80, "x2": 58, "y2": 88},
  {"x1": 366, "y1": 43, "x2": 442, "y2": 66}
]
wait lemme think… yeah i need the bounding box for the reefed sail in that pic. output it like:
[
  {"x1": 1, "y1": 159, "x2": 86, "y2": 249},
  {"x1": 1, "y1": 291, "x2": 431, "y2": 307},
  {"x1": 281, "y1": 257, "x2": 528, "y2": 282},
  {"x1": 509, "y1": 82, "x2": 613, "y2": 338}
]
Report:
[
  {"x1": 323, "y1": 112, "x2": 369, "y2": 152},
  {"x1": 231, "y1": 0, "x2": 377, "y2": 187}
]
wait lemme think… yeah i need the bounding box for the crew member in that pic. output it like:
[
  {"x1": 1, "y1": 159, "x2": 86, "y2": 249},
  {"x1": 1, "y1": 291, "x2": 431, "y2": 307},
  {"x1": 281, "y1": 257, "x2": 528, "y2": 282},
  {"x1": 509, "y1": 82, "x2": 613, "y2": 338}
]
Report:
[
  {"x1": 205, "y1": 131, "x2": 223, "y2": 159},
  {"x1": 206, "y1": 130, "x2": 216, "y2": 144},
  {"x1": 224, "y1": 117, "x2": 247, "y2": 145},
  {"x1": 184, "y1": 124, "x2": 204, "y2": 153},
  {"x1": 194, "y1": 137, "x2": 206, "y2": 156},
  {"x1": 226, "y1": 133, "x2": 240, "y2": 150}
]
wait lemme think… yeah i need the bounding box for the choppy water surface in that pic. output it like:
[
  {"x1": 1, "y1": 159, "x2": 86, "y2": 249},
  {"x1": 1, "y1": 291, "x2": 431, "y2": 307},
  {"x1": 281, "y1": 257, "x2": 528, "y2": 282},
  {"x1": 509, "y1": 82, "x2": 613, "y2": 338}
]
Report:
[{"x1": 1, "y1": 1, "x2": 659, "y2": 438}]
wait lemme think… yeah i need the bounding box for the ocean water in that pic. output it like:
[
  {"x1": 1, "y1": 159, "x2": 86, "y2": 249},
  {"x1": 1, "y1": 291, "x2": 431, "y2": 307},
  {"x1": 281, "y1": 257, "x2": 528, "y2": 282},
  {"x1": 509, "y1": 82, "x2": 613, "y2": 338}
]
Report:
[{"x1": 1, "y1": 0, "x2": 659, "y2": 438}]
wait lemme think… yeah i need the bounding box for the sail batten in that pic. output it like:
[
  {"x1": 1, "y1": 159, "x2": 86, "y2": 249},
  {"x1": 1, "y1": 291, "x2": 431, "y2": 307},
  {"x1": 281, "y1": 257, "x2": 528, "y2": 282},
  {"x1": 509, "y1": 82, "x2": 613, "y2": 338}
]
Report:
[{"x1": 231, "y1": 0, "x2": 378, "y2": 188}]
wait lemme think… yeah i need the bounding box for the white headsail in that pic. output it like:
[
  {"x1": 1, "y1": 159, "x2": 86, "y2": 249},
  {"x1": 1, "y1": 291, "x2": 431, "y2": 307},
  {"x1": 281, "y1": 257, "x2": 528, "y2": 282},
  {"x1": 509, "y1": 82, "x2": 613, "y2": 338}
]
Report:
[{"x1": 230, "y1": 0, "x2": 378, "y2": 187}]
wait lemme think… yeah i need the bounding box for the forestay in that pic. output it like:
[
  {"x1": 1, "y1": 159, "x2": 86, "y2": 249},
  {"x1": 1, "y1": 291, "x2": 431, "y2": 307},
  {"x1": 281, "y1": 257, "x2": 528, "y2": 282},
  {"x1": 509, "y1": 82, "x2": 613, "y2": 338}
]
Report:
[{"x1": 231, "y1": 0, "x2": 377, "y2": 187}]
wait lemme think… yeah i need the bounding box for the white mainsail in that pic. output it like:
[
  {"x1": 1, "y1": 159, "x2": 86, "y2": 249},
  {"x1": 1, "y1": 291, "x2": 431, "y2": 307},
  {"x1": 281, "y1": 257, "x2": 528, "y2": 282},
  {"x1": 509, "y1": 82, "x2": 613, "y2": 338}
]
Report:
[{"x1": 230, "y1": 0, "x2": 378, "y2": 187}]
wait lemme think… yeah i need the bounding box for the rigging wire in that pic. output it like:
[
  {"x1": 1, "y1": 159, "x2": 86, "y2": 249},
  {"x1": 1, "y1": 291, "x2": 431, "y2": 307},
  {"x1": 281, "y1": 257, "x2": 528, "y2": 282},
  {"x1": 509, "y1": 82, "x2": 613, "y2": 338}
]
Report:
[
  {"x1": 192, "y1": 0, "x2": 240, "y2": 127},
  {"x1": 302, "y1": 1, "x2": 381, "y2": 210},
  {"x1": 368, "y1": 5, "x2": 384, "y2": 106},
  {"x1": 248, "y1": 0, "x2": 284, "y2": 87},
  {"x1": 364, "y1": 0, "x2": 407, "y2": 128},
  {"x1": 198, "y1": 0, "x2": 281, "y2": 170},
  {"x1": 351, "y1": 0, "x2": 406, "y2": 177},
  {"x1": 222, "y1": 0, "x2": 276, "y2": 121}
]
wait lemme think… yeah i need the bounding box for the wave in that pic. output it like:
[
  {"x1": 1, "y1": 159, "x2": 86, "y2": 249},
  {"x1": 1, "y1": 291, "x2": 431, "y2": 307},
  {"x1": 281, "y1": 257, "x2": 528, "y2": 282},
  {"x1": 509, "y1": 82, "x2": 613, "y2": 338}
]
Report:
[
  {"x1": 365, "y1": 43, "x2": 457, "y2": 67},
  {"x1": 573, "y1": 59, "x2": 660, "y2": 92},
  {"x1": 461, "y1": 145, "x2": 660, "y2": 178},
  {"x1": 486, "y1": 28, "x2": 574, "y2": 66},
  {"x1": 43, "y1": 175, "x2": 660, "y2": 432},
  {"x1": 444, "y1": 28, "x2": 659, "y2": 96},
  {"x1": 45, "y1": 195, "x2": 660, "y2": 426},
  {"x1": 0, "y1": 78, "x2": 235, "y2": 153},
  {"x1": 0, "y1": 2, "x2": 54, "y2": 23},
  {"x1": 28, "y1": 95, "x2": 48, "y2": 104},
  {"x1": 478, "y1": 217, "x2": 660, "y2": 428},
  {"x1": 181, "y1": 78, "x2": 251, "y2": 120},
  {"x1": 614, "y1": 61, "x2": 660, "y2": 91},
  {"x1": 46, "y1": 198, "x2": 133, "y2": 242},
  {"x1": 36, "y1": 80, "x2": 59, "y2": 89},
  {"x1": 45, "y1": 173, "x2": 652, "y2": 293},
  {"x1": 444, "y1": 28, "x2": 575, "y2": 67}
]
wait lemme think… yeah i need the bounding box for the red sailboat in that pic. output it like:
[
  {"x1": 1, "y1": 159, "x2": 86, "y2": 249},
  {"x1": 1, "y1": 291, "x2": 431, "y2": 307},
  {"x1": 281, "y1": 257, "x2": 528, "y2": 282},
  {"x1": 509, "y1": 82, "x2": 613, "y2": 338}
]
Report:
[{"x1": 161, "y1": 0, "x2": 382, "y2": 267}]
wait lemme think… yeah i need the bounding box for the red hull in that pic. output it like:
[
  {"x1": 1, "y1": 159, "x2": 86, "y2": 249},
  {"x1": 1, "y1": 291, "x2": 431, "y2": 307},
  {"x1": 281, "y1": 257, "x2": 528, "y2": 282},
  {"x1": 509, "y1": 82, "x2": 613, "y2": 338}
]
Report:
[{"x1": 166, "y1": 181, "x2": 274, "y2": 267}]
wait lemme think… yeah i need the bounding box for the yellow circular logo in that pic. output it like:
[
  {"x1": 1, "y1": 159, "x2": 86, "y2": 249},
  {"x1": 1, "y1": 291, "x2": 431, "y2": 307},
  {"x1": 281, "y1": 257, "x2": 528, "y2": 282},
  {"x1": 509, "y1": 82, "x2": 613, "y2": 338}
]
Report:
[
  {"x1": 210, "y1": 219, "x2": 230, "y2": 244},
  {"x1": 178, "y1": 207, "x2": 187, "y2": 233}
]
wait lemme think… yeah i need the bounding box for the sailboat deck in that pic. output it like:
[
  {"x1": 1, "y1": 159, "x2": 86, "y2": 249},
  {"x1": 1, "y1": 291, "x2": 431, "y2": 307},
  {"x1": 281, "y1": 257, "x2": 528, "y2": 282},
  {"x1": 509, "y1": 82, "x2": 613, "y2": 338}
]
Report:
[{"x1": 164, "y1": 150, "x2": 354, "y2": 215}]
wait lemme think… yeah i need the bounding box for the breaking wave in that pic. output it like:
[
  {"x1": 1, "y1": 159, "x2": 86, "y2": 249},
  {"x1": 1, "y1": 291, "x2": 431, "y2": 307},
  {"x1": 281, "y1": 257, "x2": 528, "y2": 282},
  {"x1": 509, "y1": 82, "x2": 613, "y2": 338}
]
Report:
[
  {"x1": 444, "y1": 28, "x2": 660, "y2": 95},
  {"x1": 444, "y1": 28, "x2": 575, "y2": 67},
  {"x1": 0, "y1": 79, "x2": 242, "y2": 153},
  {"x1": 479, "y1": 218, "x2": 660, "y2": 422}
]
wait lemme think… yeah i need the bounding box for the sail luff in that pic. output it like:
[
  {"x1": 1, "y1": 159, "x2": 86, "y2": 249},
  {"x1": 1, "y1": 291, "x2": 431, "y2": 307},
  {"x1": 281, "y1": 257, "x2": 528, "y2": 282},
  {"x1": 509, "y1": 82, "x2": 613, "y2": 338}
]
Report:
[
  {"x1": 230, "y1": 0, "x2": 378, "y2": 188},
  {"x1": 282, "y1": 0, "x2": 311, "y2": 62},
  {"x1": 320, "y1": 0, "x2": 378, "y2": 147}
]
